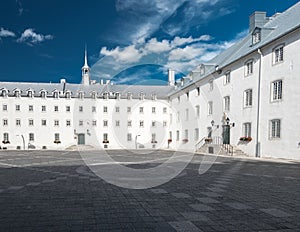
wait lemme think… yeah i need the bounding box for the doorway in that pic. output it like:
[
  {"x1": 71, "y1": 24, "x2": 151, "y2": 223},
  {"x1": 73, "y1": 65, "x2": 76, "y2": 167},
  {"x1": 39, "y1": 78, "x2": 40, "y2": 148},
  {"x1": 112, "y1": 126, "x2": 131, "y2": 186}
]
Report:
[
  {"x1": 222, "y1": 125, "x2": 230, "y2": 144},
  {"x1": 78, "y1": 134, "x2": 85, "y2": 145}
]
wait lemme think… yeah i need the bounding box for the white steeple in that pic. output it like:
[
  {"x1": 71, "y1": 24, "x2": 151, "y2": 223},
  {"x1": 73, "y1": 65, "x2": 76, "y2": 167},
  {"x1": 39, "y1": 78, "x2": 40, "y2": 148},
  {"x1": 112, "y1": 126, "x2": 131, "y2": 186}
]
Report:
[{"x1": 81, "y1": 47, "x2": 90, "y2": 85}]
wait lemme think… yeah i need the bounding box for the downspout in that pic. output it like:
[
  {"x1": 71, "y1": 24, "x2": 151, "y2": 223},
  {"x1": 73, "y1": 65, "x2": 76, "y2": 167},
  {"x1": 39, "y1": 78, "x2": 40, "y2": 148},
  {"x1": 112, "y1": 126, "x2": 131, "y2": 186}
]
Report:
[{"x1": 256, "y1": 48, "x2": 263, "y2": 158}]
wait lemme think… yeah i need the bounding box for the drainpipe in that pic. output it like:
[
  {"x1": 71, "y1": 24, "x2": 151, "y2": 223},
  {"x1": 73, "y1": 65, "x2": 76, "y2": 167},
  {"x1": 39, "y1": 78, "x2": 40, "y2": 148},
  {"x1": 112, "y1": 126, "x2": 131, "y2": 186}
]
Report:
[{"x1": 256, "y1": 49, "x2": 263, "y2": 158}]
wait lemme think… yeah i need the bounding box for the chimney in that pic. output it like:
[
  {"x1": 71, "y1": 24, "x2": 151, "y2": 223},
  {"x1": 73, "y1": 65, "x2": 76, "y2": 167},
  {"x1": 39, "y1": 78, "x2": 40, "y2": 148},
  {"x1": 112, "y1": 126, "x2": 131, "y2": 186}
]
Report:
[
  {"x1": 100, "y1": 79, "x2": 104, "y2": 85},
  {"x1": 249, "y1": 12, "x2": 268, "y2": 32},
  {"x1": 168, "y1": 69, "x2": 175, "y2": 86}
]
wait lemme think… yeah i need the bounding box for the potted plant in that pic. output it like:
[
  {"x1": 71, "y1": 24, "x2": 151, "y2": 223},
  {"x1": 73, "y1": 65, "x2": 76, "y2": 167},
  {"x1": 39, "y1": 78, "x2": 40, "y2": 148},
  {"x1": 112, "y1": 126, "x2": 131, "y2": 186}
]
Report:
[
  {"x1": 103, "y1": 140, "x2": 109, "y2": 144},
  {"x1": 54, "y1": 140, "x2": 61, "y2": 144},
  {"x1": 167, "y1": 139, "x2": 172, "y2": 143},
  {"x1": 2, "y1": 140, "x2": 10, "y2": 144}
]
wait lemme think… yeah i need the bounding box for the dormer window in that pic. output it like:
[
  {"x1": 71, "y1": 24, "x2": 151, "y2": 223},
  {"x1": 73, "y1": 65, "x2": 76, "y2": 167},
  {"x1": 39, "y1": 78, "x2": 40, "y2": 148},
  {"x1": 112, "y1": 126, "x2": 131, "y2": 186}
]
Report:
[
  {"x1": 1, "y1": 89, "x2": 8, "y2": 97},
  {"x1": 127, "y1": 92, "x2": 132, "y2": 100},
  {"x1": 14, "y1": 90, "x2": 21, "y2": 98},
  {"x1": 139, "y1": 92, "x2": 144, "y2": 100},
  {"x1": 151, "y1": 94, "x2": 157, "y2": 101},
  {"x1": 65, "y1": 91, "x2": 71, "y2": 99},
  {"x1": 115, "y1": 92, "x2": 120, "y2": 100},
  {"x1": 53, "y1": 91, "x2": 59, "y2": 99},
  {"x1": 252, "y1": 28, "x2": 261, "y2": 45},
  {"x1": 28, "y1": 90, "x2": 33, "y2": 98},
  {"x1": 40, "y1": 90, "x2": 47, "y2": 99},
  {"x1": 91, "y1": 91, "x2": 97, "y2": 99},
  {"x1": 200, "y1": 64, "x2": 205, "y2": 76},
  {"x1": 78, "y1": 91, "x2": 84, "y2": 99},
  {"x1": 103, "y1": 92, "x2": 108, "y2": 100}
]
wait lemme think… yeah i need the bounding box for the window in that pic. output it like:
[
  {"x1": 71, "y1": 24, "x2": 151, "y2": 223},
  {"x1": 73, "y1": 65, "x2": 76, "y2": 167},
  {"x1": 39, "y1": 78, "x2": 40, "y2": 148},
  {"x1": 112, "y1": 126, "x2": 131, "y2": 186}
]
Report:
[
  {"x1": 244, "y1": 89, "x2": 253, "y2": 107},
  {"x1": 274, "y1": 45, "x2": 284, "y2": 64},
  {"x1": 79, "y1": 120, "x2": 83, "y2": 126},
  {"x1": 127, "y1": 107, "x2": 131, "y2": 113},
  {"x1": 243, "y1": 123, "x2": 251, "y2": 137},
  {"x1": 41, "y1": 119, "x2": 47, "y2": 126},
  {"x1": 271, "y1": 80, "x2": 282, "y2": 101},
  {"x1": 169, "y1": 131, "x2": 172, "y2": 140},
  {"x1": 196, "y1": 87, "x2": 200, "y2": 96},
  {"x1": 103, "y1": 106, "x2": 108, "y2": 113},
  {"x1": 208, "y1": 101, "x2": 213, "y2": 115},
  {"x1": 54, "y1": 120, "x2": 59, "y2": 126},
  {"x1": 224, "y1": 96, "x2": 230, "y2": 111},
  {"x1": 15, "y1": 90, "x2": 21, "y2": 98},
  {"x1": 184, "y1": 129, "x2": 188, "y2": 140},
  {"x1": 195, "y1": 128, "x2": 199, "y2": 141},
  {"x1": 151, "y1": 94, "x2": 157, "y2": 100},
  {"x1": 115, "y1": 92, "x2": 120, "y2": 100},
  {"x1": 139, "y1": 92, "x2": 144, "y2": 100},
  {"x1": 200, "y1": 65, "x2": 205, "y2": 76},
  {"x1": 139, "y1": 107, "x2": 144, "y2": 113},
  {"x1": 152, "y1": 107, "x2": 156, "y2": 113},
  {"x1": 224, "y1": 71, "x2": 231, "y2": 85},
  {"x1": 65, "y1": 92, "x2": 71, "y2": 99},
  {"x1": 185, "y1": 109, "x2": 189, "y2": 121},
  {"x1": 163, "y1": 107, "x2": 167, "y2": 114},
  {"x1": 66, "y1": 106, "x2": 70, "y2": 112},
  {"x1": 2, "y1": 104, "x2": 7, "y2": 111},
  {"x1": 79, "y1": 106, "x2": 83, "y2": 112},
  {"x1": 245, "y1": 60, "x2": 253, "y2": 76},
  {"x1": 103, "y1": 133, "x2": 108, "y2": 141},
  {"x1": 66, "y1": 120, "x2": 71, "y2": 126},
  {"x1": 54, "y1": 133, "x2": 60, "y2": 141},
  {"x1": 92, "y1": 106, "x2": 96, "y2": 113},
  {"x1": 54, "y1": 106, "x2": 58, "y2": 112},
  {"x1": 209, "y1": 80, "x2": 214, "y2": 91},
  {"x1": 176, "y1": 130, "x2": 180, "y2": 141},
  {"x1": 127, "y1": 92, "x2": 132, "y2": 100},
  {"x1": 270, "y1": 119, "x2": 281, "y2": 139},
  {"x1": 3, "y1": 119, "x2": 8, "y2": 126},
  {"x1": 151, "y1": 133, "x2": 156, "y2": 142},
  {"x1": 170, "y1": 114, "x2": 173, "y2": 124},
  {"x1": 92, "y1": 120, "x2": 97, "y2": 126},
  {"x1": 103, "y1": 92, "x2": 108, "y2": 100},
  {"x1": 152, "y1": 121, "x2": 156, "y2": 127},
  {"x1": 16, "y1": 105, "x2": 20, "y2": 111},
  {"x1": 78, "y1": 92, "x2": 84, "y2": 99},
  {"x1": 196, "y1": 105, "x2": 200, "y2": 118},
  {"x1": 115, "y1": 107, "x2": 120, "y2": 113},
  {"x1": 16, "y1": 119, "x2": 21, "y2": 126},
  {"x1": 186, "y1": 92, "x2": 189, "y2": 99},
  {"x1": 127, "y1": 120, "x2": 132, "y2": 127},
  {"x1": 91, "y1": 92, "x2": 97, "y2": 99},
  {"x1": 177, "y1": 96, "x2": 180, "y2": 103},
  {"x1": 163, "y1": 121, "x2": 167, "y2": 127},
  {"x1": 42, "y1": 105, "x2": 46, "y2": 112},
  {"x1": 53, "y1": 91, "x2": 59, "y2": 99},
  {"x1": 40, "y1": 91, "x2": 46, "y2": 98},
  {"x1": 103, "y1": 120, "x2": 108, "y2": 127},
  {"x1": 252, "y1": 29, "x2": 261, "y2": 45},
  {"x1": 127, "y1": 133, "x2": 132, "y2": 142},
  {"x1": 177, "y1": 111, "x2": 180, "y2": 122},
  {"x1": 116, "y1": 120, "x2": 120, "y2": 127},
  {"x1": 139, "y1": 120, "x2": 144, "y2": 127},
  {"x1": 29, "y1": 105, "x2": 33, "y2": 112},
  {"x1": 28, "y1": 119, "x2": 34, "y2": 126},
  {"x1": 1, "y1": 90, "x2": 8, "y2": 97},
  {"x1": 29, "y1": 133, "x2": 34, "y2": 142},
  {"x1": 3, "y1": 133, "x2": 9, "y2": 141}
]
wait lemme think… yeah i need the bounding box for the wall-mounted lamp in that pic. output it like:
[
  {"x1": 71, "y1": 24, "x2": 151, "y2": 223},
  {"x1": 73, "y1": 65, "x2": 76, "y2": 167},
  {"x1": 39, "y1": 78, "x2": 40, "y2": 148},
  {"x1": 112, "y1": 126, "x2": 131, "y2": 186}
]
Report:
[{"x1": 226, "y1": 117, "x2": 235, "y2": 127}]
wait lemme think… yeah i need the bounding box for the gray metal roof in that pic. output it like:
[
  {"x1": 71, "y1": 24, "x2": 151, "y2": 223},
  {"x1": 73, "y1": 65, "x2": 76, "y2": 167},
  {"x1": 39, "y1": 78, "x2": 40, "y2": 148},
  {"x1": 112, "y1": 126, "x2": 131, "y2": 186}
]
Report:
[{"x1": 169, "y1": 2, "x2": 300, "y2": 95}]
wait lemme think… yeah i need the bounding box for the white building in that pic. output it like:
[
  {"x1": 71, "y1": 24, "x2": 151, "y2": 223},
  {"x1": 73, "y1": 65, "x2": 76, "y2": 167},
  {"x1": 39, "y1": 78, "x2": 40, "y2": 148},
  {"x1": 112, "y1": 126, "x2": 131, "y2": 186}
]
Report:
[{"x1": 1, "y1": 3, "x2": 300, "y2": 159}]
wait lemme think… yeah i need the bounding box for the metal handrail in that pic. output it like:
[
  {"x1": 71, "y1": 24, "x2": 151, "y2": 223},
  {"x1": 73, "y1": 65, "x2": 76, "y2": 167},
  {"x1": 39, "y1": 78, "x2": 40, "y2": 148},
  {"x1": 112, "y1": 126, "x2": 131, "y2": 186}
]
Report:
[
  {"x1": 195, "y1": 136, "x2": 207, "y2": 151},
  {"x1": 222, "y1": 144, "x2": 233, "y2": 156}
]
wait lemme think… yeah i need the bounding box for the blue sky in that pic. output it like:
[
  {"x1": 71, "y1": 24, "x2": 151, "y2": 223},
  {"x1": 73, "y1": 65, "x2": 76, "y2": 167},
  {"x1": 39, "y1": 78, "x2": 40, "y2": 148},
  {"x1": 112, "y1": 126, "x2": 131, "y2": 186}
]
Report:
[{"x1": 0, "y1": 0, "x2": 299, "y2": 85}]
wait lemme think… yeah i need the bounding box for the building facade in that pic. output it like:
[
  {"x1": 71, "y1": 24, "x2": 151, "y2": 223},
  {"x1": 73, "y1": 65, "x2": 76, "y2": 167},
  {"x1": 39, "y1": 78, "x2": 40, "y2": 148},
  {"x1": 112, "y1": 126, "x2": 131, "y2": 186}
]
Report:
[{"x1": 1, "y1": 3, "x2": 300, "y2": 159}]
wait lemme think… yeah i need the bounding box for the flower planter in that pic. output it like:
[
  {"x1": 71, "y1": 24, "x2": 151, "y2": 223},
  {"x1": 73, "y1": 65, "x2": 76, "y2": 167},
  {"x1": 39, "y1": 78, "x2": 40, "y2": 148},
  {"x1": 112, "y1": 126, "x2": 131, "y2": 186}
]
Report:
[
  {"x1": 151, "y1": 141, "x2": 157, "y2": 144},
  {"x1": 239, "y1": 137, "x2": 252, "y2": 142},
  {"x1": 103, "y1": 140, "x2": 109, "y2": 144},
  {"x1": 54, "y1": 140, "x2": 61, "y2": 144},
  {"x1": 205, "y1": 138, "x2": 212, "y2": 143},
  {"x1": 182, "y1": 139, "x2": 188, "y2": 143},
  {"x1": 2, "y1": 140, "x2": 10, "y2": 144}
]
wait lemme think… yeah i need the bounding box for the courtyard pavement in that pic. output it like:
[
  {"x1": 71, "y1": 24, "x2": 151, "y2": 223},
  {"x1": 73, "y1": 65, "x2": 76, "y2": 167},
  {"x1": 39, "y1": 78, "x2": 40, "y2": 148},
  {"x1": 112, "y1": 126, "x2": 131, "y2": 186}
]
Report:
[{"x1": 0, "y1": 149, "x2": 299, "y2": 231}]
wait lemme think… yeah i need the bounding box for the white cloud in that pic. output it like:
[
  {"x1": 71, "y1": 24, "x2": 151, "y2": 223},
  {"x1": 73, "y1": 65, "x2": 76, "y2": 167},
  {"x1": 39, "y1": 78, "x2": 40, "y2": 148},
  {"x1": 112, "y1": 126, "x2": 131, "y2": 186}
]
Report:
[
  {"x1": 17, "y1": 28, "x2": 53, "y2": 45},
  {"x1": 169, "y1": 46, "x2": 205, "y2": 61},
  {"x1": 0, "y1": 28, "x2": 15, "y2": 38},
  {"x1": 100, "y1": 45, "x2": 143, "y2": 63},
  {"x1": 171, "y1": 35, "x2": 212, "y2": 47},
  {"x1": 144, "y1": 38, "x2": 171, "y2": 53}
]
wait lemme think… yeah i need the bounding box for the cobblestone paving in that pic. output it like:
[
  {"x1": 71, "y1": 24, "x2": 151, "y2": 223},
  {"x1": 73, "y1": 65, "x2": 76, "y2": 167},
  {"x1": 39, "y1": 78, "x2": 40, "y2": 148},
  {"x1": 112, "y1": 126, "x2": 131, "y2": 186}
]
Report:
[{"x1": 0, "y1": 150, "x2": 299, "y2": 231}]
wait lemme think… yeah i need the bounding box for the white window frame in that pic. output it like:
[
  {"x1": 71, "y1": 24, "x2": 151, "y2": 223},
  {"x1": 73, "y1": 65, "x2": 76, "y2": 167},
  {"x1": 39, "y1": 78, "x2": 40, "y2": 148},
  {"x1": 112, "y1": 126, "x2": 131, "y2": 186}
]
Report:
[
  {"x1": 270, "y1": 119, "x2": 281, "y2": 139},
  {"x1": 245, "y1": 59, "x2": 253, "y2": 76},
  {"x1": 223, "y1": 96, "x2": 230, "y2": 111},
  {"x1": 208, "y1": 101, "x2": 213, "y2": 115},
  {"x1": 244, "y1": 89, "x2": 253, "y2": 108},
  {"x1": 273, "y1": 45, "x2": 284, "y2": 64},
  {"x1": 224, "y1": 71, "x2": 231, "y2": 85},
  {"x1": 243, "y1": 123, "x2": 251, "y2": 137},
  {"x1": 271, "y1": 80, "x2": 282, "y2": 101}
]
